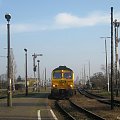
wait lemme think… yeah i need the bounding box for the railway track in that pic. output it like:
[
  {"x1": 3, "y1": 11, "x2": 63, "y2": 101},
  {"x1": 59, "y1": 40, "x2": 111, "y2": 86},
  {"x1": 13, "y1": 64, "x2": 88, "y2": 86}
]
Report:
[
  {"x1": 55, "y1": 100, "x2": 76, "y2": 120},
  {"x1": 0, "y1": 96, "x2": 6, "y2": 99},
  {"x1": 78, "y1": 87, "x2": 120, "y2": 107},
  {"x1": 55, "y1": 99, "x2": 106, "y2": 120}
]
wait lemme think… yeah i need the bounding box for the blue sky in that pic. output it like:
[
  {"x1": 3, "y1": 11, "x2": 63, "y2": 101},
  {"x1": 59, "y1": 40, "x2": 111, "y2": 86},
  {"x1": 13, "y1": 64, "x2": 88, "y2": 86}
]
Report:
[{"x1": 0, "y1": 0, "x2": 120, "y2": 80}]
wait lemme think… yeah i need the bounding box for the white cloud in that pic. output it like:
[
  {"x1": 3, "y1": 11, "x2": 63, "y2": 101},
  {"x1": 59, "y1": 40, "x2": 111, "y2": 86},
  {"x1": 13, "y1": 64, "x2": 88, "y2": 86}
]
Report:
[
  {"x1": 11, "y1": 24, "x2": 48, "y2": 33},
  {"x1": 55, "y1": 13, "x2": 80, "y2": 26},
  {"x1": 54, "y1": 12, "x2": 109, "y2": 28},
  {"x1": 1, "y1": 11, "x2": 120, "y2": 33},
  {"x1": 12, "y1": 24, "x2": 31, "y2": 33},
  {"x1": 0, "y1": 23, "x2": 48, "y2": 34}
]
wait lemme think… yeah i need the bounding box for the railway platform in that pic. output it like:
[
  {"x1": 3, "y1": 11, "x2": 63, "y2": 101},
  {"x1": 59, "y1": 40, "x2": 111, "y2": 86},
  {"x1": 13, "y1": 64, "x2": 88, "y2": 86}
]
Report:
[{"x1": 0, "y1": 92, "x2": 58, "y2": 120}]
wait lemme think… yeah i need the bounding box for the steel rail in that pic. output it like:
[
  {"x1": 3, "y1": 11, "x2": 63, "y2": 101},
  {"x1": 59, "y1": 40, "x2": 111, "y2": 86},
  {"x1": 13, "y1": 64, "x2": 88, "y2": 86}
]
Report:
[
  {"x1": 55, "y1": 100, "x2": 76, "y2": 120},
  {"x1": 78, "y1": 87, "x2": 120, "y2": 107},
  {"x1": 69, "y1": 99, "x2": 106, "y2": 120}
]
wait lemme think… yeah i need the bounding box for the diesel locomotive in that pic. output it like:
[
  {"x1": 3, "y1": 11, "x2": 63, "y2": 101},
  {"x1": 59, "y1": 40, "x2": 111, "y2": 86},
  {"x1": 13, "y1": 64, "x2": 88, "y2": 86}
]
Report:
[{"x1": 51, "y1": 66, "x2": 75, "y2": 97}]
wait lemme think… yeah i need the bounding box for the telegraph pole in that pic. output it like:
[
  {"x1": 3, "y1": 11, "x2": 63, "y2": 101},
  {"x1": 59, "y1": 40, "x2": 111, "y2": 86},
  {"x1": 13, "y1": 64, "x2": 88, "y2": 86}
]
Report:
[
  {"x1": 100, "y1": 37, "x2": 110, "y2": 92},
  {"x1": 88, "y1": 60, "x2": 91, "y2": 88},
  {"x1": 89, "y1": 61, "x2": 90, "y2": 80},
  {"x1": 45, "y1": 68, "x2": 46, "y2": 90},
  {"x1": 84, "y1": 65, "x2": 86, "y2": 85},
  {"x1": 113, "y1": 19, "x2": 120, "y2": 97},
  {"x1": 111, "y1": 7, "x2": 114, "y2": 110}
]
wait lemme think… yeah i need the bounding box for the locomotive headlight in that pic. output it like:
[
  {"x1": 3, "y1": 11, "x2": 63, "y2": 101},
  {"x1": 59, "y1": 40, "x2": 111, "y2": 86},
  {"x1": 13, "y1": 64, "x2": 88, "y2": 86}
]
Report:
[
  {"x1": 70, "y1": 85, "x2": 73, "y2": 88},
  {"x1": 53, "y1": 84, "x2": 56, "y2": 87}
]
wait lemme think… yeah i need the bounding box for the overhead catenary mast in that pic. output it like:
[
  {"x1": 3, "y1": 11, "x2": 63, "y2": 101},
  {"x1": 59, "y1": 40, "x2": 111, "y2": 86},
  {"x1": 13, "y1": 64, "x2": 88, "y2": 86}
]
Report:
[{"x1": 113, "y1": 19, "x2": 120, "y2": 97}]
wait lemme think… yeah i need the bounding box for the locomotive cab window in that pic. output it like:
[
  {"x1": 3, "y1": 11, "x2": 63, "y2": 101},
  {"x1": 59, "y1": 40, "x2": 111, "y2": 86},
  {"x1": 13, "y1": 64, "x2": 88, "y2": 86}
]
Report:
[
  {"x1": 53, "y1": 72, "x2": 62, "y2": 79},
  {"x1": 64, "y1": 72, "x2": 72, "y2": 79}
]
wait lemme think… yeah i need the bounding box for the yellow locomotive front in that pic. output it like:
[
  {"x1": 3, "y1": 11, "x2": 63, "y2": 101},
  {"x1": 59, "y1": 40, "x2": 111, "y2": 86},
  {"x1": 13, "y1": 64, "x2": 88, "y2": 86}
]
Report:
[{"x1": 51, "y1": 66, "x2": 74, "y2": 97}]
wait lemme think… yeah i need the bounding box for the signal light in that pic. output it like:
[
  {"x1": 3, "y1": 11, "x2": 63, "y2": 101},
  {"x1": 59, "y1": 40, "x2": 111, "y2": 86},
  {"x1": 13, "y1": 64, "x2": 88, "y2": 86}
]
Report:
[{"x1": 33, "y1": 66, "x2": 37, "y2": 72}]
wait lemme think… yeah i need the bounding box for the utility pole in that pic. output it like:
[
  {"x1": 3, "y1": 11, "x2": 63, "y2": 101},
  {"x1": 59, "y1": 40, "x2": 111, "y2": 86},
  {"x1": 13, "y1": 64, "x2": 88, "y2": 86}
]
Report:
[
  {"x1": 100, "y1": 37, "x2": 110, "y2": 92},
  {"x1": 45, "y1": 68, "x2": 46, "y2": 90},
  {"x1": 88, "y1": 60, "x2": 91, "y2": 88},
  {"x1": 111, "y1": 7, "x2": 114, "y2": 110},
  {"x1": 89, "y1": 61, "x2": 90, "y2": 80},
  {"x1": 82, "y1": 67, "x2": 84, "y2": 84},
  {"x1": 84, "y1": 65, "x2": 86, "y2": 85},
  {"x1": 113, "y1": 19, "x2": 120, "y2": 97}
]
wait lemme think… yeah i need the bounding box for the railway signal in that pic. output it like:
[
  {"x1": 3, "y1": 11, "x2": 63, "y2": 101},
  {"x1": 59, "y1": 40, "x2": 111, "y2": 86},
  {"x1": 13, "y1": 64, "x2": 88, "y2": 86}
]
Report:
[
  {"x1": 32, "y1": 53, "x2": 43, "y2": 74},
  {"x1": 32, "y1": 53, "x2": 43, "y2": 91}
]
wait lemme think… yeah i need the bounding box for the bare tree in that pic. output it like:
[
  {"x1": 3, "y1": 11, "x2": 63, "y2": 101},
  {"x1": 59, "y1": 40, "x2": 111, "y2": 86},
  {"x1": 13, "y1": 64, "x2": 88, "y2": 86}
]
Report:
[
  {"x1": 10, "y1": 49, "x2": 17, "y2": 90},
  {"x1": 101, "y1": 63, "x2": 111, "y2": 75}
]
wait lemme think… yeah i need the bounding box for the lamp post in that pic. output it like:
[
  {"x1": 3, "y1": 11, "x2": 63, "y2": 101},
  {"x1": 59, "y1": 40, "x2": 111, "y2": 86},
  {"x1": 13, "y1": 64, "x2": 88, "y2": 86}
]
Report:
[
  {"x1": 24, "y1": 48, "x2": 28, "y2": 96},
  {"x1": 5, "y1": 13, "x2": 12, "y2": 107}
]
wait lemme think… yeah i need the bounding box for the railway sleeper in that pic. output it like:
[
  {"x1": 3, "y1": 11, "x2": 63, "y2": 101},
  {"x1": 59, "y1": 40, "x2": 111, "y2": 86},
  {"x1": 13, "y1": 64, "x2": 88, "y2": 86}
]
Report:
[
  {"x1": 55, "y1": 100, "x2": 76, "y2": 120},
  {"x1": 69, "y1": 99, "x2": 106, "y2": 120}
]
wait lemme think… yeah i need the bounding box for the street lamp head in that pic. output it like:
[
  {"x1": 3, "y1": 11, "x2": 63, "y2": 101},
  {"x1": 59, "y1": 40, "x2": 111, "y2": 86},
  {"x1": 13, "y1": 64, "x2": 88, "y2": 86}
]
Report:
[
  {"x1": 24, "y1": 48, "x2": 27, "y2": 52},
  {"x1": 5, "y1": 13, "x2": 11, "y2": 22},
  {"x1": 37, "y1": 60, "x2": 40, "y2": 62}
]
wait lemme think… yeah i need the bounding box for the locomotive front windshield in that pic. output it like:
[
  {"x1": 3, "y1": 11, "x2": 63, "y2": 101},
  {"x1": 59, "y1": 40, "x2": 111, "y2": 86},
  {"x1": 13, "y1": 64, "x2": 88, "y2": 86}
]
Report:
[
  {"x1": 63, "y1": 72, "x2": 72, "y2": 79},
  {"x1": 53, "y1": 72, "x2": 62, "y2": 79}
]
